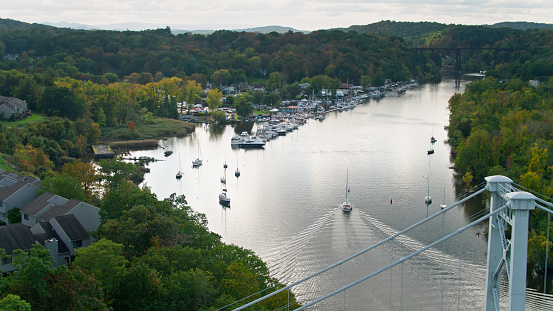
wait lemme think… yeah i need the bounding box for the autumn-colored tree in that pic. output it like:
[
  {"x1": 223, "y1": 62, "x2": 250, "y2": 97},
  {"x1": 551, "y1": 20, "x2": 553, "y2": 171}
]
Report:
[
  {"x1": 62, "y1": 160, "x2": 99, "y2": 201},
  {"x1": 12, "y1": 144, "x2": 55, "y2": 178},
  {"x1": 128, "y1": 121, "x2": 137, "y2": 134},
  {"x1": 206, "y1": 88, "x2": 223, "y2": 118},
  {"x1": 183, "y1": 80, "x2": 202, "y2": 114}
]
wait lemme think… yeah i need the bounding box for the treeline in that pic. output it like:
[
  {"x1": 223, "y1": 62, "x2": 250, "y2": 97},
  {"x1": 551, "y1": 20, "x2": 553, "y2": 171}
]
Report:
[
  {"x1": 342, "y1": 21, "x2": 553, "y2": 82},
  {"x1": 0, "y1": 158, "x2": 299, "y2": 310},
  {"x1": 446, "y1": 77, "x2": 553, "y2": 270},
  {"x1": 416, "y1": 26, "x2": 553, "y2": 81},
  {"x1": 0, "y1": 18, "x2": 442, "y2": 85}
]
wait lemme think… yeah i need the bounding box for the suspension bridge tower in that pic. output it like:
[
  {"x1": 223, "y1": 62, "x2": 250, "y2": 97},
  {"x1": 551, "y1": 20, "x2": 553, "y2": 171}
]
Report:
[{"x1": 484, "y1": 175, "x2": 537, "y2": 311}]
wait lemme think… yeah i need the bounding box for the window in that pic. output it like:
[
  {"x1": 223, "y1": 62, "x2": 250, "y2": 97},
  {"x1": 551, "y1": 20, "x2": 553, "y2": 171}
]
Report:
[
  {"x1": 72, "y1": 240, "x2": 83, "y2": 248},
  {"x1": 23, "y1": 213, "x2": 28, "y2": 220}
]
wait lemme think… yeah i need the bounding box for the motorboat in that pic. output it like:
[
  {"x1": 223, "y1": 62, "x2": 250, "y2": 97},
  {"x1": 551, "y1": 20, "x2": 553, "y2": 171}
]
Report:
[
  {"x1": 239, "y1": 137, "x2": 266, "y2": 148},
  {"x1": 220, "y1": 176, "x2": 226, "y2": 184},
  {"x1": 192, "y1": 158, "x2": 203, "y2": 166},
  {"x1": 231, "y1": 134, "x2": 242, "y2": 145}
]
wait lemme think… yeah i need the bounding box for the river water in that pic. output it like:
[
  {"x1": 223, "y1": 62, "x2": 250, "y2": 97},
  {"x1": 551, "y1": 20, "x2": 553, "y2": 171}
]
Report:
[{"x1": 130, "y1": 78, "x2": 552, "y2": 310}]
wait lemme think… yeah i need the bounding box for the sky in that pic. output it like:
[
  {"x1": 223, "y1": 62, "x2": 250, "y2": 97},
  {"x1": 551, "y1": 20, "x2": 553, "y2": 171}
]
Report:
[{"x1": 2, "y1": 0, "x2": 553, "y2": 31}]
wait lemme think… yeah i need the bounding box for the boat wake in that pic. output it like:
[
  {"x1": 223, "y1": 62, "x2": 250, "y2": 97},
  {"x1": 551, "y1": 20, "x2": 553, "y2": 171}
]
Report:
[{"x1": 260, "y1": 208, "x2": 552, "y2": 310}]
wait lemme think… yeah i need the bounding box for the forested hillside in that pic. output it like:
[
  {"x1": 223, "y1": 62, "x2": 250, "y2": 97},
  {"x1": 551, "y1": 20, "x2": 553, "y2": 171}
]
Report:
[{"x1": 0, "y1": 18, "x2": 441, "y2": 86}]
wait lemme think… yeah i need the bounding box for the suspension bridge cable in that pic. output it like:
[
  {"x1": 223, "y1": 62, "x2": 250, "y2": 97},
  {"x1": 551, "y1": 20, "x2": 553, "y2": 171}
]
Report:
[
  {"x1": 292, "y1": 204, "x2": 508, "y2": 311},
  {"x1": 233, "y1": 187, "x2": 489, "y2": 310},
  {"x1": 545, "y1": 213, "x2": 550, "y2": 305}
]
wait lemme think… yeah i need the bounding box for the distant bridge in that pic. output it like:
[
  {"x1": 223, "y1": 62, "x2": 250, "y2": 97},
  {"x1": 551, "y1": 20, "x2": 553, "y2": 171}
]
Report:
[{"x1": 413, "y1": 43, "x2": 528, "y2": 77}]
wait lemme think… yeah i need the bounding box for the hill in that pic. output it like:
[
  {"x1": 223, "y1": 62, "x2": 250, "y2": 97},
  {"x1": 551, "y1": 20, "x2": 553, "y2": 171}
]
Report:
[{"x1": 490, "y1": 21, "x2": 553, "y2": 30}]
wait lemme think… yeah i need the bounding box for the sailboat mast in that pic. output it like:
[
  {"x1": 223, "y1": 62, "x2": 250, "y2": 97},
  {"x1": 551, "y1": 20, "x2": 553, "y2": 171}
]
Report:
[{"x1": 345, "y1": 168, "x2": 349, "y2": 201}]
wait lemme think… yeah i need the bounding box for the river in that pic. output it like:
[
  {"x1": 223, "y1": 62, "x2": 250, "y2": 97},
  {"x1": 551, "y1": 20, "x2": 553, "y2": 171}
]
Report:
[{"x1": 129, "y1": 78, "x2": 551, "y2": 310}]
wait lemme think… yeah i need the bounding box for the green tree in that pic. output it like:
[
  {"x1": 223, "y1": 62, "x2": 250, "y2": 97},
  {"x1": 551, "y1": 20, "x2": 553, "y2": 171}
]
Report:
[
  {"x1": 211, "y1": 69, "x2": 231, "y2": 88},
  {"x1": 39, "y1": 86, "x2": 85, "y2": 120},
  {"x1": 233, "y1": 94, "x2": 254, "y2": 118},
  {"x1": 372, "y1": 72, "x2": 386, "y2": 87},
  {"x1": 9, "y1": 244, "x2": 55, "y2": 302},
  {"x1": 267, "y1": 72, "x2": 282, "y2": 91},
  {"x1": 7, "y1": 208, "x2": 21, "y2": 224},
  {"x1": 40, "y1": 173, "x2": 85, "y2": 201},
  {"x1": 211, "y1": 110, "x2": 226, "y2": 124},
  {"x1": 74, "y1": 238, "x2": 128, "y2": 304},
  {"x1": 0, "y1": 294, "x2": 32, "y2": 311},
  {"x1": 112, "y1": 263, "x2": 162, "y2": 311}
]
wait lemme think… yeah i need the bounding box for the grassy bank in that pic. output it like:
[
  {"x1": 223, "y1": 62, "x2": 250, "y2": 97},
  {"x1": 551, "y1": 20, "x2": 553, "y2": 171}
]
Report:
[
  {"x1": 100, "y1": 117, "x2": 195, "y2": 143},
  {"x1": 2, "y1": 114, "x2": 45, "y2": 129}
]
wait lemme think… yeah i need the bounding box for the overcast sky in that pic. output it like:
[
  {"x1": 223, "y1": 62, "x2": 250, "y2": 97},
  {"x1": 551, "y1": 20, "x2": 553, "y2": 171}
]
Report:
[{"x1": 2, "y1": 0, "x2": 552, "y2": 31}]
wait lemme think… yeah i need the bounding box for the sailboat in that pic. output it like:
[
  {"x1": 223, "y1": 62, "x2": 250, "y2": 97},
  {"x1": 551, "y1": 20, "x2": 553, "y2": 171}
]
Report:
[
  {"x1": 427, "y1": 137, "x2": 435, "y2": 154},
  {"x1": 440, "y1": 186, "x2": 447, "y2": 210},
  {"x1": 235, "y1": 159, "x2": 240, "y2": 177},
  {"x1": 342, "y1": 169, "x2": 352, "y2": 212},
  {"x1": 219, "y1": 188, "x2": 231, "y2": 206},
  {"x1": 176, "y1": 156, "x2": 183, "y2": 179},
  {"x1": 221, "y1": 163, "x2": 227, "y2": 184},
  {"x1": 425, "y1": 159, "x2": 432, "y2": 205},
  {"x1": 192, "y1": 144, "x2": 202, "y2": 167}
]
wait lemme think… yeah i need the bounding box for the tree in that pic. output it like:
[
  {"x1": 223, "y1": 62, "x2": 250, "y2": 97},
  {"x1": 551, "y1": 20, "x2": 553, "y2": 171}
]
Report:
[
  {"x1": 39, "y1": 86, "x2": 85, "y2": 120},
  {"x1": 233, "y1": 94, "x2": 254, "y2": 118},
  {"x1": 211, "y1": 69, "x2": 231, "y2": 88},
  {"x1": 40, "y1": 173, "x2": 85, "y2": 201},
  {"x1": 74, "y1": 239, "x2": 128, "y2": 304},
  {"x1": 211, "y1": 110, "x2": 226, "y2": 124},
  {"x1": 267, "y1": 72, "x2": 282, "y2": 91},
  {"x1": 112, "y1": 263, "x2": 162, "y2": 311},
  {"x1": 183, "y1": 80, "x2": 202, "y2": 114},
  {"x1": 0, "y1": 295, "x2": 32, "y2": 311},
  {"x1": 7, "y1": 208, "x2": 21, "y2": 224},
  {"x1": 62, "y1": 160, "x2": 99, "y2": 202},
  {"x1": 8, "y1": 244, "x2": 55, "y2": 302},
  {"x1": 372, "y1": 72, "x2": 386, "y2": 87},
  {"x1": 206, "y1": 88, "x2": 223, "y2": 119}
]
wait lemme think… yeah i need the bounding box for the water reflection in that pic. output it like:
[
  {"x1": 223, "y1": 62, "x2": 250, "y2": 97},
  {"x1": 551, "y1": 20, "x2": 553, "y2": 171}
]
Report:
[{"x1": 130, "y1": 79, "x2": 552, "y2": 309}]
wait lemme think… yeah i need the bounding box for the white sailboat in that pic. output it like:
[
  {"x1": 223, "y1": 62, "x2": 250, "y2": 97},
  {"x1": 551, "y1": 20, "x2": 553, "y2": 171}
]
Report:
[
  {"x1": 192, "y1": 144, "x2": 202, "y2": 167},
  {"x1": 342, "y1": 169, "x2": 352, "y2": 212},
  {"x1": 440, "y1": 186, "x2": 447, "y2": 210}
]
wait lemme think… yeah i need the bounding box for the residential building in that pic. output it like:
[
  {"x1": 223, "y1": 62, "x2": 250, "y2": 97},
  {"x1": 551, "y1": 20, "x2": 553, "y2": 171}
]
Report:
[
  {"x1": 1, "y1": 215, "x2": 93, "y2": 272},
  {"x1": 0, "y1": 170, "x2": 41, "y2": 224},
  {"x1": 21, "y1": 193, "x2": 100, "y2": 232},
  {"x1": 0, "y1": 96, "x2": 29, "y2": 120}
]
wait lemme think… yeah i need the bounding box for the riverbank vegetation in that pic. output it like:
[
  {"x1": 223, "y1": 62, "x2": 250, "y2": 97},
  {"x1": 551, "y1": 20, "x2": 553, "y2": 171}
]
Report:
[
  {"x1": 0, "y1": 157, "x2": 300, "y2": 310},
  {"x1": 446, "y1": 77, "x2": 553, "y2": 270}
]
